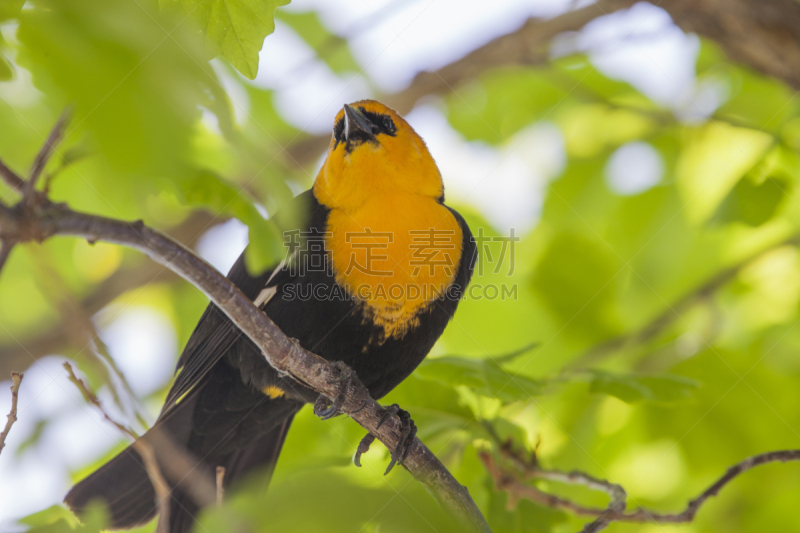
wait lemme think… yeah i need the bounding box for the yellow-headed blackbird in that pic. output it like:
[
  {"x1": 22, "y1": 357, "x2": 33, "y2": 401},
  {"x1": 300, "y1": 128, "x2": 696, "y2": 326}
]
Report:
[{"x1": 65, "y1": 101, "x2": 476, "y2": 532}]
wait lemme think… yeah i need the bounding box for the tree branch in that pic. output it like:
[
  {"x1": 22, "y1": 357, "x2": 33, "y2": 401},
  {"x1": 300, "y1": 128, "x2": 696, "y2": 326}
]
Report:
[
  {"x1": 481, "y1": 448, "x2": 800, "y2": 531},
  {"x1": 482, "y1": 423, "x2": 627, "y2": 532},
  {"x1": 662, "y1": 0, "x2": 800, "y2": 91},
  {"x1": 0, "y1": 210, "x2": 220, "y2": 378},
  {"x1": 0, "y1": 161, "x2": 22, "y2": 277},
  {"x1": 0, "y1": 164, "x2": 491, "y2": 532},
  {"x1": 0, "y1": 159, "x2": 26, "y2": 194},
  {"x1": 0, "y1": 371, "x2": 23, "y2": 457},
  {"x1": 285, "y1": 0, "x2": 637, "y2": 167},
  {"x1": 24, "y1": 108, "x2": 71, "y2": 205}
]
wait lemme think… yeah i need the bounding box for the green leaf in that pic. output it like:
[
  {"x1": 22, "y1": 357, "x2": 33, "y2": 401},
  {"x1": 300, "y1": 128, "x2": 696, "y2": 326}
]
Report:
[
  {"x1": 416, "y1": 355, "x2": 544, "y2": 403},
  {"x1": 492, "y1": 342, "x2": 539, "y2": 364},
  {"x1": 487, "y1": 485, "x2": 567, "y2": 533},
  {"x1": 446, "y1": 67, "x2": 566, "y2": 144},
  {"x1": 19, "y1": 505, "x2": 81, "y2": 529},
  {"x1": 531, "y1": 231, "x2": 622, "y2": 339},
  {"x1": 21, "y1": 503, "x2": 108, "y2": 532},
  {"x1": 486, "y1": 417, "x2": 530, "y2": 448},
  {"x1": 18, "y1": 0, "x2": 211, "y2": 177},
  {"x1": 277, "y1": 10, "x2": 359, "y2": 74},
  {"x1": 384, "y1": 374, "x2": 483, "y2": 443},
  {"x1": 170, "y1": 169, "x2": 284, "y2": 273},
  {"x1": 695, "y1": 38, "x2": 727, "y2": 73},
  {"x1": 709, "y1": 143, "x2": 793, "y2": 227},
  {"x1": 162, "y1": 0, "x2": 290, "y2": 80},
  {"x1": 0, "y1": 0, "x2": 24, "y2": 21},
  {"x1": 715, "y1": 65, "x2": 799, "y2": 131},
  {"x1": 710, "y1": 175, "x2": 789, "y2": 227},
  {"x1": 589, "y1": 371, "x2": 700, "y2": 403},
  {"x1": 554, "y1": 55, "x2": 650, "y2": 107},
  {"x1": 198, "y1": 467, "x2": 465, "y2": 533},
  {"x1": 15, "y1": 418, "x2": 47, "y2": 456},
  {"x1": 675, "y1": 122, "x2": 774, "y2": 224}
]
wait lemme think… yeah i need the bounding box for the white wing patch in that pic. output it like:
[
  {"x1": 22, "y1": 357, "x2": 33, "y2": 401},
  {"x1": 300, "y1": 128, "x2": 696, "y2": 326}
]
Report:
[
  {"x1": 253, "y1": 254, "x2": 293, "y2": 308},
  {"x1": 254, "y1": 286, "x2": 277, "y2": 307}
]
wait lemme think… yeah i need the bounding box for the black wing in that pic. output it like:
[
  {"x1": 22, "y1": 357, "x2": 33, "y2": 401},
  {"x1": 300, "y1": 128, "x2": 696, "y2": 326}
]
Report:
[{"x1": 159, "y1": 191, "x2": 314, "y2": 417}]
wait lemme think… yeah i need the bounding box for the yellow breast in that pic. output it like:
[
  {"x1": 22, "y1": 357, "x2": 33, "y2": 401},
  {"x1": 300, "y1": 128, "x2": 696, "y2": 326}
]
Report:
[{"x1": 326, "y1": 193, "x2": 463, "y2": 340}]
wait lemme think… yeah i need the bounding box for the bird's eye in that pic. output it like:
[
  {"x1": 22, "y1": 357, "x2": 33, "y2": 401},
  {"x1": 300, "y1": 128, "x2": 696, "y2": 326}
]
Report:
[{"x1": 383, "y1": 116, "x2": 396, "y2": 134}]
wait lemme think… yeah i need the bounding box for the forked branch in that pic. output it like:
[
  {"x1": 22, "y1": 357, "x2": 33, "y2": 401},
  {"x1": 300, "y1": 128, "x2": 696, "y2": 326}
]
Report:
[
  {"x1": 0, "y1": 372, "x2": 24, "y2": 456},
  {"x1": 481, "y1": 445, "x2": 800, "y2": 532}
]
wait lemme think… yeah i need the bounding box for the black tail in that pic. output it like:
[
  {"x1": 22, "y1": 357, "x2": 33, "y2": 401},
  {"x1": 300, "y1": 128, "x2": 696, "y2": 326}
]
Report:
[
  {"x1": 65, "y1": 363, "x2": 301, "y2": 532},
  {"x1": 64, "y1": 433, "x2": 159, "y2": 527},
  {"x1": 167, "y1": 414, "x2": 295, "y2": 533}
]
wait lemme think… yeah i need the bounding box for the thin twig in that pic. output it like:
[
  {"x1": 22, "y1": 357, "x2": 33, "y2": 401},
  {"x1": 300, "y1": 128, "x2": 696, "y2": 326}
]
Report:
[
  {"x1": 31, "y1": 246, "x2": 147, "y2": 425},
  {"x1": 0, "y1": 159, "x2": 25, "y2": 193},
  {"x1": 25, "y1": 109, "x2": 71, "y2": 205},
  {"x1": 136, "y1": 439, "x2": 172, "y2": 533},
  {"x1": 0, "y1": 372, "x2": 24, "y2": 456},
  {"x1": 519, "y1": 460, "x2": 626, "y2": 531},
  {"x1": 216, "y1": 466, "x2": 225, "y2": 506},
  {"x1": 481, "y1": 449, "x2": 800, "y2": 528},
  {"x1": 63, "y1": 362, "x2": 171, "y2": 531},
  {"x1": 484, "y1": 423, "x2": 626, "y2": 532},
  {"x1": 0, "y1": 210, "x2": 220, "y2": 378},
  {"x1": 530, "y1": 465, "x2": 626, "y2": 533},
  {"x1": 63, "y1": 362, "x2": 138, "y2": 439}
]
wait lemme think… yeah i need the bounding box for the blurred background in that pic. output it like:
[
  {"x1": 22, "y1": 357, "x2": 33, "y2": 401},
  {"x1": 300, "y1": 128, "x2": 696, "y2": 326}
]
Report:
[{"x1": 2, "y1": 0, "x2": 800, "y2": 531}]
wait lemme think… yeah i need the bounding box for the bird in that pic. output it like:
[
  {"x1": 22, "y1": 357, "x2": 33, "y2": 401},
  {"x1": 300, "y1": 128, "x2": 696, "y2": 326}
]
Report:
[{"x1": 65, "y1": 100, "x2": 476, "y2": 532}]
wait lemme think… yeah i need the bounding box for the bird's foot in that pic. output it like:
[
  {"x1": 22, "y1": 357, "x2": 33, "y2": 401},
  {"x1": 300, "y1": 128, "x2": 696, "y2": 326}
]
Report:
[
  {"x1": 313, "y1": 361, "x2": 368, "y2": 420},
  {"x1": 353, "y1": 432, "x2": 375, "y2": 467},
  {"x1": 353, "y1": 404, "x2": 417, "y2": 475}
]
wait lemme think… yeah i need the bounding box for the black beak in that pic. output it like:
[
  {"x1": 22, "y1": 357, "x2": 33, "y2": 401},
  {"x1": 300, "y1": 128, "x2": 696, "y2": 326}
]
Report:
[{"x1": 343, "y1": 104, "x2": 376, "y2": 147}]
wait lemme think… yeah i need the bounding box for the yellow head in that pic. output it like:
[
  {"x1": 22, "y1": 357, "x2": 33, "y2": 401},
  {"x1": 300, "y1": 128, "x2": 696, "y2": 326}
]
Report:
[
  {"x1": 313, "y1": 100, "x2": 444, "y2": 211},
  {"x1": 311, "y1": 101, "x2": 461, "y2": 340}
]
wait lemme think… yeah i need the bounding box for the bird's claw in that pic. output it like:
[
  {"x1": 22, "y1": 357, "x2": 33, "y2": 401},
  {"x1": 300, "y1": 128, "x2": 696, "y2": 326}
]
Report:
[
  {"x1": 381, "y1": 405, "x2": 417, "y2": 475},
  {"x1": 313, "y1": 395, "x2": 338, "y2": 420},
  {"x1": 353, "y1": 432, "x2": 375, "y2": 467},
  {"x1": 353, "y1": 404, "x2": 416, "y2": 475},
  {"x1": 313, "y1": 361, "x2": 363, "y2": 421}
]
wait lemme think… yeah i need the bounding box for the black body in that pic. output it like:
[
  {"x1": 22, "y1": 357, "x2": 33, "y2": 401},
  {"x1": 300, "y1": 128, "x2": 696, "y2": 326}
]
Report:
[{"x1": 65, "y1": 189, "x2": 476, "y2": 532}]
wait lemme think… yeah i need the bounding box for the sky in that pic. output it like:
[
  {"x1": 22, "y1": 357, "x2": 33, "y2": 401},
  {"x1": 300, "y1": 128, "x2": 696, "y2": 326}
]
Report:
[{"x1": 0, "y1": 0, "x2": 706, "y2": 528}]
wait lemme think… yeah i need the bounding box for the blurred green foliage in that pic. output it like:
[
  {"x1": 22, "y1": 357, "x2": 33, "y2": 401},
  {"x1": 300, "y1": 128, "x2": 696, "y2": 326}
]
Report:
[
  {"x1": 276, "y1": 10, "x2": 360, "y2": 74},
  {"x1": 3, "y1": 2, "x2": 800, "y2": 533},
  {"x1": 160, "y1": 0, "x2": 290, "y2": 80}
]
